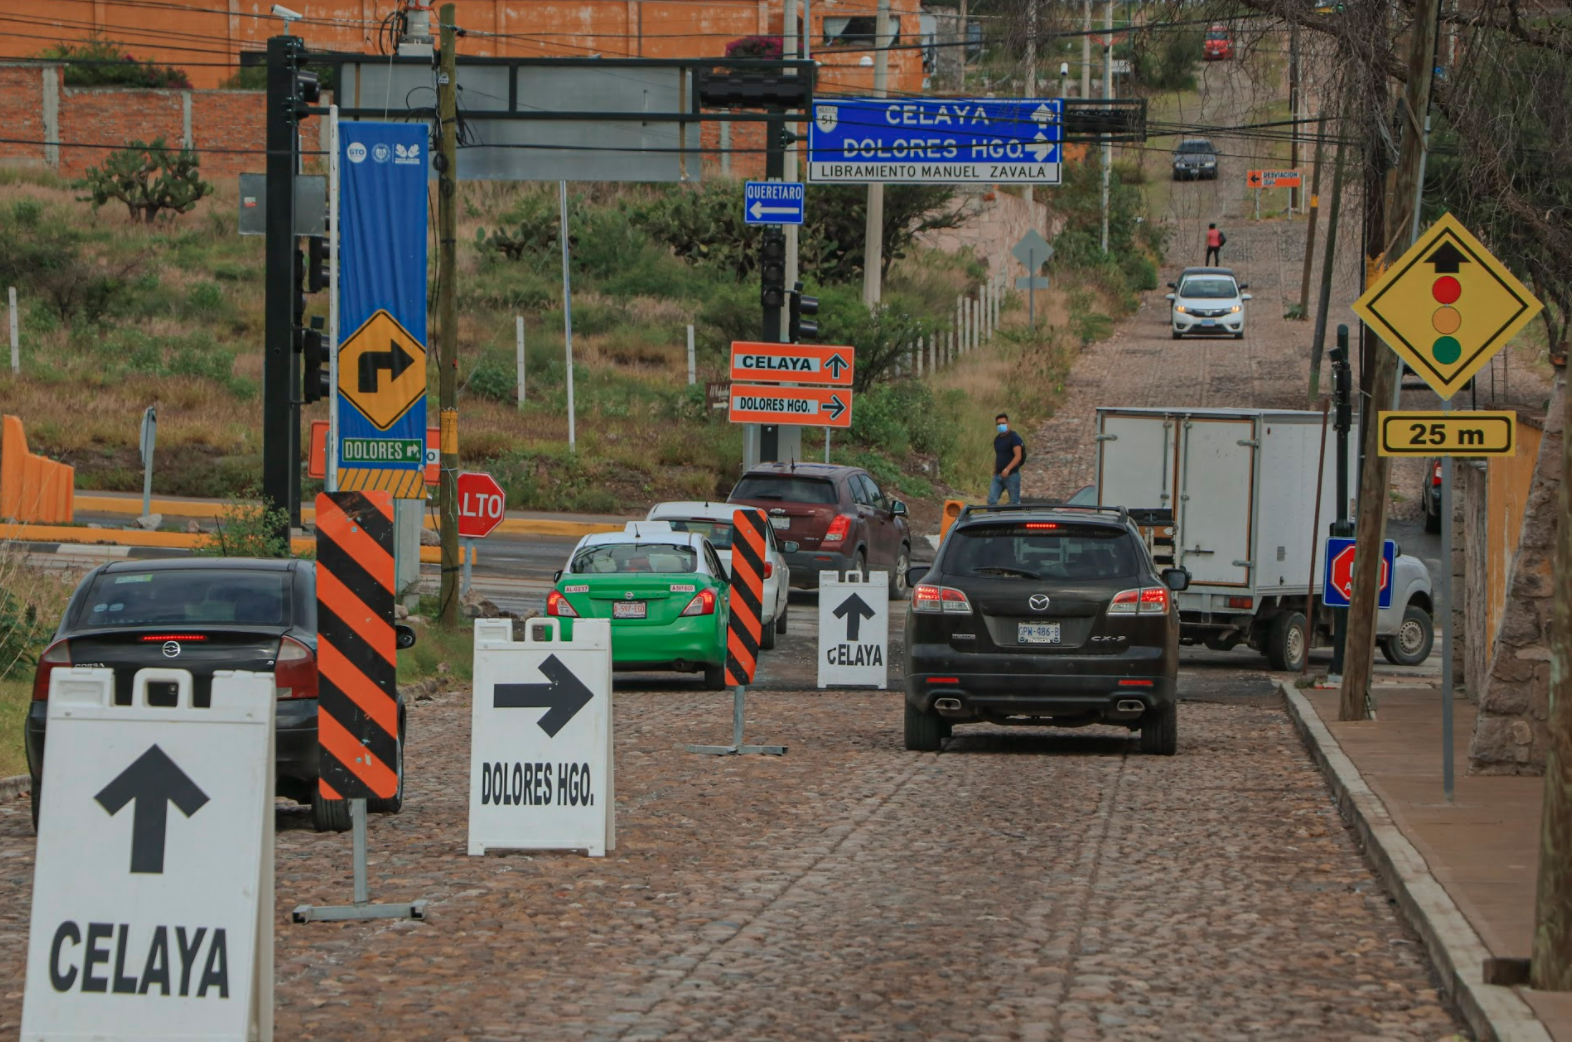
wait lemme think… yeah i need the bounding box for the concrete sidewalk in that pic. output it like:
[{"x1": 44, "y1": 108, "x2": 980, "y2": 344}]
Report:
[{"x1": 1286, "y1": 683, "x2": 1570, "y2": 1042}]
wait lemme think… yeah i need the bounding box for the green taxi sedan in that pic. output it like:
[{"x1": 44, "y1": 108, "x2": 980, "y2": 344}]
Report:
[{"x1": 547, "y1": 525, "x2": 731, "y2": 689}]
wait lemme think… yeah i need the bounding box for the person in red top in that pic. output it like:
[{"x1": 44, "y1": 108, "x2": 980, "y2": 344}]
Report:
[{"x1": 1205, "y1": 223, "x2": 1225, "y2": 266}]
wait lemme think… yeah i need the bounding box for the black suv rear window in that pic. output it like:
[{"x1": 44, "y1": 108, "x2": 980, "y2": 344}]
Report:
[
  {"x1": 731, "y1": 476, "x2": 838, "y2": 504},
  {"x1": 77, "y1": 569, "x2": 292, "y2": 628},
  {"x1": 1177, "y1": 140, "x2": 1214, "y2": 153},
  {"x1": 946, "y1": 524, "x2": 1143, "y2": 581}
]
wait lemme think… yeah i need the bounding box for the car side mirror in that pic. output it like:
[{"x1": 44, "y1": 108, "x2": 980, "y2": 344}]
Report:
[
  {"x1": 552, "y1": 569, "x2": 562, "y2": 583},
  {"x1": 1241, "y1": 293, "x2": 1253, "y2": 301},
  {"x1": 1237, "y1": 282, "x2": 1249, "y2": 290},
  {"x1": 1161, "y1": 568, "x2": 1190, "y2": 592},
  {"x1": 395, "y1": 623, "x2": 417, "y2": 650},
  {"x1": 1166, "y1": 282, "x2": 1176, "y2": 289},
  {"x1": 891, "y1": 500, "x2": 908, "y2": 516},
  {"x1": 783, "y1": 541, "x2": 800, "y2": 553},
  {"x1": 906, "y1": 566, "x2": 929, "y2": 589},
  {"x1": 1164, "y1": 293, "x2": 1175, "y2": 301}
]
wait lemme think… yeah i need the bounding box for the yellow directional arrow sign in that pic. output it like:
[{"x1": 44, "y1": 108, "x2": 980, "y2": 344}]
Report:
[
  {"x1": 338, "y1": 309, "x2": 427, "y2": 431},
  {"x1": 1352, "y1": 213, "x2": 1542, "y2": 400}
]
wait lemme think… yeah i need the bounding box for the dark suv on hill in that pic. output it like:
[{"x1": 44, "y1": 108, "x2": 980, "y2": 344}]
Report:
[
  {"x1": 728, "y1": 462, "x2": 912, "y2": 597},
  {"x1": 902, "y1": 504, "x2": 1189, "y2": 754}
]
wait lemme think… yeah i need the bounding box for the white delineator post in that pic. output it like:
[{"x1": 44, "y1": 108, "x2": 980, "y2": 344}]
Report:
[
  {"x1": 516, "y1": 315, "x2": 526, "y2": 406},
  {"x1": 8, "y1": 286, "x2": 17, "y2": 375},
  {"x1": 687, "y1": 324, "x2": 696, "y2": 385}
]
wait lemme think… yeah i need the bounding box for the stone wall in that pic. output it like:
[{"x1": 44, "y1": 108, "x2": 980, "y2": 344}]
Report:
[{"x1": 1469, "y1": 375, "x2": 1565, "y2": 773}]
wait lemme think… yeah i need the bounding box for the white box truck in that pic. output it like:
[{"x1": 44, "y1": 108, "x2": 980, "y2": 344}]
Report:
[{"x1": 1092, "y1": 406, "x2": 1434, "y2": 670}]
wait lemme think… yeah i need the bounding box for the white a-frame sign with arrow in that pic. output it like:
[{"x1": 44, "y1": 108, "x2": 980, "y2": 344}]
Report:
[
  {"x1": 818, "y1": 570, "x2": 891, "y2": 689},
  {"x1": 469, "y1": 618, "x2": 615, "y2": 857},
  {"x1": 23, "y1": 667, "x2": 276, "y2": 1042}
]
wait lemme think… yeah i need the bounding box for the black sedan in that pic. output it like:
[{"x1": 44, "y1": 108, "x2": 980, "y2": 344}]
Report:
[{"x1": 25, "y1": 557, "x2": 410, "y2": 833}]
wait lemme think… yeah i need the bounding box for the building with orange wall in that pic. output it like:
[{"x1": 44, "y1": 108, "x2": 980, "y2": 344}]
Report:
[{"x1": 0, "y1": 0, "x2": 924, "y2": 94}]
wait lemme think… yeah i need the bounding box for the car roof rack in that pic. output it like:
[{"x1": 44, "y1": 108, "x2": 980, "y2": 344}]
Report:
[{"x1": 954, "y1": 502, "x2": 1131, "y2": 526}]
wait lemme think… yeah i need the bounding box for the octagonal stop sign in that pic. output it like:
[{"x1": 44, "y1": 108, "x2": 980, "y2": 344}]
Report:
[
  {"x1": 1323, "y1": 537, "x2": 1395, "y2": 609},
  {"x1": 457, "y1": 471, "x2": 506, "y2": 539}
]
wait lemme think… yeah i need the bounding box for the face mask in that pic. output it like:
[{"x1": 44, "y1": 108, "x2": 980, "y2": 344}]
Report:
[{"x1": 997, "y1": 423, "x2": 1009, "y2": 434}]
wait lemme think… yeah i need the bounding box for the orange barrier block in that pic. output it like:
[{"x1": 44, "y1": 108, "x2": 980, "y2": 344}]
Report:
[
  {"x1": 939, "y1": 499, "x2": 966, "y2": 541},
  {"x1": 1, "y1": 415, "x2": 74, "y2": 524}
]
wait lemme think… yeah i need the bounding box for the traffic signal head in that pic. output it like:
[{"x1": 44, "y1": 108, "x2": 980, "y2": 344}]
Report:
[
  {"x1": 301, "y1": 316, "x2": 330, "y2": 403},
  {"x1": 292, "y1": 69, "x2": 320, "y2": 119},
  {"x1": 305, "y1": 235, "x2": 329, "y2": 293},
  {"x1": 759, "y1": 231, "x2": 786, "y2": 309},
  {"x1": 789, "y1": 282, "x2": 819, "y2": 342}
]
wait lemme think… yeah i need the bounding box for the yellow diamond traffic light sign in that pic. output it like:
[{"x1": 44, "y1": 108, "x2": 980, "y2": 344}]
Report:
[
  {"x1": 338, "y1": 309, "x2": 427, "y2": 431},
  {"x1": 1352, "y1": 212, "x2": 1542, "y2": 400}
]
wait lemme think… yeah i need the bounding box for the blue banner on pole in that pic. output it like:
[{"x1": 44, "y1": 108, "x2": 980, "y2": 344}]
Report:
[{"x1": 337, "y1": 122, "x2": 428, "y2": 497}]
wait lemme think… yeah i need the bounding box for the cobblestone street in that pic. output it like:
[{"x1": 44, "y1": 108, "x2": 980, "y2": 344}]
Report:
[{"x1": 0, "y1": 681, "x2": 1464, "y2": 1040}]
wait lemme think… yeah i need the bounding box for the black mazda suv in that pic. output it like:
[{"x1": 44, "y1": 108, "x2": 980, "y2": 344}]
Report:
[{"x1": 903, "y1": 505, "x2": 1189, "y2": 754}]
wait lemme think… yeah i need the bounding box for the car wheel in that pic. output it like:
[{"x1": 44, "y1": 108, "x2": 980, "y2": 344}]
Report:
[
  {"x1": 776, "y1": 602, "x2": 789, "y2": 634},
  {"x1": 368, "y1": 705, "x2": 406, "y2": 815},
  {"x1": 1424, "y1": 501, "x2": 1442, "y2": 534},
  {"x1": 1381, "y1": 603, "x2": 1434, "y2": 666},
  {"x1": 851, "y1": 549, "x2": 867, "y2": 579},
  {"x1": 1233, "y1": 331, "x2": 1244, "y2": 340},
  {"x1": 1171, "y1": 329, "x2": 1183, "y2": 340},
  {"x1": 760, "y1": 613, "x2": 778, "y2": 650},
  {"x1": 703, "y1": 662, "x2": 727, "y2": 690},
  {"x1": 311, "y1": 789, "x2": 353, "y2": 833},
  {"x1": 904, "y1": 702, "x2": 949, "y2": 752},
  {"x1": 889, "y1": 545, "x2": 911, "y2": 600},
  {"x1": 1138, "y1": 706, "x2": 1177, "y2": 755},
  {"x1": 1266, "y1": 611, "x2": 1309, "y2": 672}
]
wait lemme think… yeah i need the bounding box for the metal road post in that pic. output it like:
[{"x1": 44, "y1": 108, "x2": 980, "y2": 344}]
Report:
[
  {"x1": 686, "y1": 685, "x2": 787, "y2": 756},
  {"x1": 1099, "y1": 0, "x2": 1113, "y2": 254},
  {"x1": 139, "y1": 406, "x2": 156, "y2": 520},
  {"x1": 517, "y1": 315, "x2": 526, "y2": 405},
  {"x1": 1329, "y1": 327, "x2": 1353, "y2": 678},
  {"x1": 1439, "y1": 398, "x2": 1454, "y2": 801},
  {"x1": 327, "y1": 106, "x2": 340, "y2": 495},
  {"x1": 7, "y1": 286, "x2": 16, "y2": 374},
  {"x1": 437, "y1": 7, "x2": 461, "y2": 625},
  {"x1": 560, "y1": 180, "x2": 577, "y2": 451},
  {"x1": 687, "y1": 324, "x2": 696, "y2": 385},
  {"x1": 862, "y1": 0, "x2": 890, "y2": 307},
  {"x1": 263, "y1": 34, "x2": 301, "y2": 547}
]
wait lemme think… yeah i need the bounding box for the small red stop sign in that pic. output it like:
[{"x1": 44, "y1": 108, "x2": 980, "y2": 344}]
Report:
[{"x1": 456, "y1": 471, "x2": 506, "y2": 539}]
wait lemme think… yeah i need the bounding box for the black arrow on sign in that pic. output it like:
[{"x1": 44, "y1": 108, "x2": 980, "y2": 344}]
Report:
[
  {"x1": 823, "y1": 394, "x2": 847, "y2": 421},
  {"x1": 833, "y1": 592, "x2": 878, "y2": 642},
  {"x1": 94, "y1": 744, "x2": 209, "y2": 875},
  {"x1": 1424, "y1": 240, "x2": 1470, "y2": 274},
  {"x1": 494, "y1": 654, "x2": 594, "y2": 737},
  {"x1": 358, "y1": 339, "x2": 417, "y2": 393},
  {"x1": 824, "y1": 353, "x2": 850, "y2": 380}
]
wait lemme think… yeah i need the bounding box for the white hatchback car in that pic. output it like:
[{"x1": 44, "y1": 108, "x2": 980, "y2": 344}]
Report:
[
  {"x1": 1166, "y1": 267, "x2": 1251, "y2": 339},
  {"x1": 646, "y1": 501, "x2": 794, "y2": 648}
]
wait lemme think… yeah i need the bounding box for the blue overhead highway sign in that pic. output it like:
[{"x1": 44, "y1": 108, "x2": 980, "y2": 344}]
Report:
[
  {"x1": 744, "y1": 181, "x2": 806, "y2": 225},
  {"x1": 807, "y1": 98, "x2": 1062, "y2": 185}
]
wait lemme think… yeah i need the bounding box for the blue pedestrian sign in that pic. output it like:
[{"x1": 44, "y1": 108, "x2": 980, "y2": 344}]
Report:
[
  {"x1": 1323, "y1": 537, "x2": 1396, "y2": 609},
  {"x1": 744, "y1": 181, "x2": 805, "y2": 225},
  {"x1": 807, "y1": 98, "x2": 1062, "y2": 185}
]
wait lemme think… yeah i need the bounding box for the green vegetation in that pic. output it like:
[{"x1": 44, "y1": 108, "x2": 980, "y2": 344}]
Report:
[
  {"x1": 36, "y1": 36, "x2": 191, "y2": 89},
  {"x1": 399, "y1": 599, "x2": 476, "y2": 686},
  {"x1": 0, "y1": 680, "x2": 29, "y2": 777},
  {"x1": 0, "y1": 545, "x2": 78, "y2": 777},
  {"x1": 195, "y1": 500, "x2": 301, "y2": 559},
  {"x1": 75, "y1": 139, "x2": 212, "y2": 224}
]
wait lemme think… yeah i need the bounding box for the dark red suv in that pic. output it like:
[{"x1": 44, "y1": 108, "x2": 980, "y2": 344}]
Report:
[{"x1": 728, "y1": 462, "x2": 913, "y2": 597}]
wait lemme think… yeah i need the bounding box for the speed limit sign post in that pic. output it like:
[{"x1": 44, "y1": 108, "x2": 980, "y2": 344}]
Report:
[{"x1": 457, "y1": 472, "x2": 506, "y2": 594}]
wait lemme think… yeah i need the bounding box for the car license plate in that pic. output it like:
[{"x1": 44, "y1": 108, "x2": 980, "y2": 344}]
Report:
[
  {"x1": 769, "y1": 516, "x2": 790, "y2": 531},
  {"x1": 613, "y1": 601, "x2": 647, "y2": 619},
  {"x1": 1017, "y1": 622, "x2": 1061, "y2": 644},
  {"x1": 1202, "y1": 318, "x2": 1217, "y2": 327}
]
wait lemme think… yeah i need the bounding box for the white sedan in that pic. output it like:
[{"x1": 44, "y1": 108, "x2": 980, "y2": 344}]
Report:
[{"x1": 645, "y1": 501, "x2": 794, "y2": 648}]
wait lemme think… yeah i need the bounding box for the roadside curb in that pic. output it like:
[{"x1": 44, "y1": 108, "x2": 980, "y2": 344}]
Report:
[
  {"x1": 0, "y1": 774, "x2": 29, "y2": 799},
  {"x1": 1280, "y1": 683, "x2": 1553, "y2": 1042}
]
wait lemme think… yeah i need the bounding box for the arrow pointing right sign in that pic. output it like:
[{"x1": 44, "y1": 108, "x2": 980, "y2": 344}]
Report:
[{"x1": 494, "y1": 653, "x2": 595, "y2": 737}]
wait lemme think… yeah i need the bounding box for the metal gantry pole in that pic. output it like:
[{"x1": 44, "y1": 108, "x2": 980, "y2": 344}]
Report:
[
  {"x1": 327, "y1": 106, "x2": 341, "y2": 495},
  {"x1": 560, "y1": 180, "x2": 577, "y2": 451},
  {"x1": 1439, "y1": 399, "x2": 1455, "y2": 802}
]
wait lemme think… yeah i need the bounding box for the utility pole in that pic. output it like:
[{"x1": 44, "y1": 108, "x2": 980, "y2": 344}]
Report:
[
  {"x1": 1298, "y1": 113, "x2": 1329, "y2": 318},
  {"x1": 1536, "y1": 362, "x2": 1572, "y2": 989},
  {"x1": 1308, "y1": 106, "x2": 1347, "y2": 399},
  {"x1": 1338, "y1": 0, "x2": 1439, "y2": 721},
  {"x1": 863, "y1": 0, "x2": 890, "y2": 307},
  {"x1": 784, "y1": 0, "x2": 800, "y2": 335},
  {"x1": 1099, "y1": 0, "x2": 1112, "y2": 253},
  {"x1": 1024, "y1": 0, "x2": 1037, "y2": 97},
  {"x1": 1081, "y1": 0, "x2": 1091, "y2": 99},
  {"x1": 436, "y1": 3, "x2": 460, "y2": 627},
  {"x1": 1288, "y1": 24, "x2": 1301, "y2": 213}
]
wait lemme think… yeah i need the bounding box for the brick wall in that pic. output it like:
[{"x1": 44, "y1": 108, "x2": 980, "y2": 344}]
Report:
[
  {"x1": 0, "y1": 66, "x2": 47, "y2": 168},
  {"x1": 60, "y1": 87, "x2": 184, "y2": 175}
]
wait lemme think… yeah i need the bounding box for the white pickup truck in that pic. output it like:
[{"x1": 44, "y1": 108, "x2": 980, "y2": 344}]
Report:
[{"x1": 1092, "y1": 406, "x2": 1435, "y2": 671}]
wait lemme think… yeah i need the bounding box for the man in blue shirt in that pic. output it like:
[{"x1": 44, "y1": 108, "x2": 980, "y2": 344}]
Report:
[{"x1": 989, "y1": 413, "x2": 1025, "y2": 505}]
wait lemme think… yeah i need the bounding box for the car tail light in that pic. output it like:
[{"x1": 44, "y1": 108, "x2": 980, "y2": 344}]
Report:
[
  {"x1": 1227, "y1": 595, "x2": 1253, "y2": 609},
  {"x1": 1025, "y1": 522, "x2": 1058, "y2": 529},
  {"x1": 913, "y1": 584, "x2": 972, "y2": 614},
  {"x1": 546, "y1": 590, "x2": 580, "y2": 618},
  {"x1": 1432, "y1": 460, "x2": 1443, "y2": 486},
  {"x1": 1119, "y1": 679, "x2": 1155, "y2": 687},
  {"x1": 275, "y1": 636, "x2": 318, "y2": 700},
  {"x1": 1109, "y1": 588, "x2": 1169, "y2": 615},
  {"x1": 764, "y1": 561, "x2": 774, "y2": 579},
  {"x1": 823, "y1": 514, "x2": 853, "y2": 543},
  {"x1": 138, "y1": 634, "x2": 209, "y2": 643},
  {"x1": 32, "y1": 639, "x2": 70, "y2": 701},
  {"x1": 680, "y1": 589, "x2": 717, "y2": 616}
]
